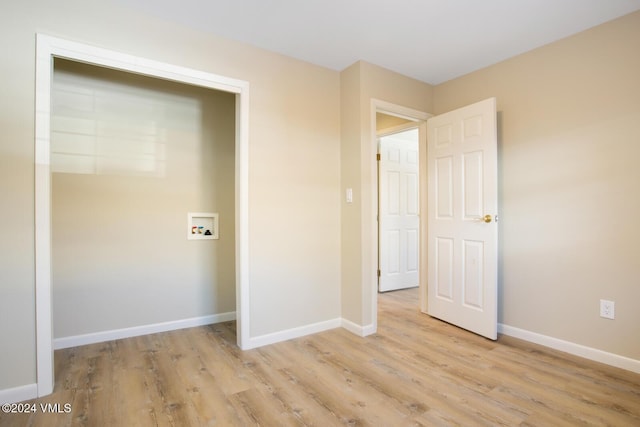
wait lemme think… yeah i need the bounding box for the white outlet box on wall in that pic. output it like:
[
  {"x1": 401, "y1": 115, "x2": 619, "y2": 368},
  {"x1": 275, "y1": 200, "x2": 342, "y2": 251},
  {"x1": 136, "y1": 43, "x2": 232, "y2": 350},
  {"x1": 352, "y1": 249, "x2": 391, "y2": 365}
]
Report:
[{"x1": 188, "y1": 212, "x2": 219, "y2": 240}]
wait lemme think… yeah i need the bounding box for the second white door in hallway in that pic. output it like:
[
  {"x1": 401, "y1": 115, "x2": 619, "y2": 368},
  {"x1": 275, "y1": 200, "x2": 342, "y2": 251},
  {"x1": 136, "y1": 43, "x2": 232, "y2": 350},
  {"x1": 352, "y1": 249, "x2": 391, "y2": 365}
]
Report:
[{"x1": 378, "y1": 128, "x2": 420, "y2": 292}]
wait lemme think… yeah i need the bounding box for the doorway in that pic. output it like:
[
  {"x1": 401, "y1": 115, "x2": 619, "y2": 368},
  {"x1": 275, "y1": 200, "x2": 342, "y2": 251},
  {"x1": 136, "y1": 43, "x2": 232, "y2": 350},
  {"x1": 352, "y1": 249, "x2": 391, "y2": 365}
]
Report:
[
  {"x1": 370, "y1": 100, "x2": 430, "y2": 331},
  {"x1": 35, "y1": 34, "x2": 250, "y2": 397},
  {"x1": 370, "y1": 98, "x2": 498, "y2": 340},
  {"x1": 50, "y1": 58, "x2": 236, "y2": 347}
]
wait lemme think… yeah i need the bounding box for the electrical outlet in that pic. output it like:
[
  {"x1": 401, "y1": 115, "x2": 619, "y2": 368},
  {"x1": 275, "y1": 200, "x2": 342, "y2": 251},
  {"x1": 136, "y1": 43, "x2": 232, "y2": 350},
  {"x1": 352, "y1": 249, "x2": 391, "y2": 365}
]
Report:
[{"x1": 600, "y1": 299, "x2": 615, "y2": 320}]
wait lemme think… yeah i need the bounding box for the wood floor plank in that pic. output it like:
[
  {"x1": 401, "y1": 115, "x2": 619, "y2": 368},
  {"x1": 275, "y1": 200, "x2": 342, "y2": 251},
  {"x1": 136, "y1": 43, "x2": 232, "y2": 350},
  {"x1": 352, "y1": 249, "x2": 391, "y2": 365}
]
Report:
[
  {"x1": 2, "y1": 287, "x2": 639, "y2": 426},
  {"x1": 163, "y1": 328, "x2": 243, "y2": 426}
]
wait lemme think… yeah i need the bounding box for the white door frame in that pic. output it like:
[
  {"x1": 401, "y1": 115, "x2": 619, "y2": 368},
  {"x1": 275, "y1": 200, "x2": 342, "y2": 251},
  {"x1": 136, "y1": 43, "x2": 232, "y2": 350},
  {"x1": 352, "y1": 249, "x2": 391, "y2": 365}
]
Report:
[
  {"x1": 369, "y1": 99, "x2": 430, "y2": 331},
  {"x1": 35, "y1": 34, "x2": 250, "y2": 396}
]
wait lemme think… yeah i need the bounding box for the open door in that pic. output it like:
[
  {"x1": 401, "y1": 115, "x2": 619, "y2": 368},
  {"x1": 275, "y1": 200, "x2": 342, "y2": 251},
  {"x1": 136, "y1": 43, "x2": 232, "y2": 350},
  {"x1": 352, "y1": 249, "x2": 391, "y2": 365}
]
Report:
[{"x1": 426, "y1": 98, "x2": 498, "y2": 340}]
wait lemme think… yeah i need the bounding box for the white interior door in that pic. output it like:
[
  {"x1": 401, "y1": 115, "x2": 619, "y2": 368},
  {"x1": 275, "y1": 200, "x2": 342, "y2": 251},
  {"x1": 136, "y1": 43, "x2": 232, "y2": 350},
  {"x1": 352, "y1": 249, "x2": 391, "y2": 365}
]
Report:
[
  {"x1": 427, "y1": 98, "x2": 498, "y2": 339},
  {"x1": 379, "y1": 128, "x2": 420, "y2": 292}
]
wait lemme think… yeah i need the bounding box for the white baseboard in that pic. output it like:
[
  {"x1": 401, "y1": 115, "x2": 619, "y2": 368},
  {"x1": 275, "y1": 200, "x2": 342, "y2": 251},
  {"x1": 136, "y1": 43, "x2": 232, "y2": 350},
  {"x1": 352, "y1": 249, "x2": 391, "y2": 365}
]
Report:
[
  {"x1": 341, "y1": 319, "x2": 376, "y2": 337},
  {"x1": 499, "y1": 323, "x2": 640, "y2": 374},
  {"x1": 0, "y1": 383, "x2": 37, "y2": 405},
  {"x1": 54, "y1": 312, "x2": 236, "y2": 350},
  {"x1": 244, "y1": 318, "x2": 342, "y2": 350}
]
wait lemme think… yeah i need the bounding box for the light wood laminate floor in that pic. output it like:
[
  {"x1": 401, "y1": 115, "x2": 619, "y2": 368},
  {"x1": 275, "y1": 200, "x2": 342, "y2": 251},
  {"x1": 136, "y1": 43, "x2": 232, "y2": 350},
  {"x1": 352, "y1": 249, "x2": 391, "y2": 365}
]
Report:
[{"x1": 2, "y1": 288, "x2": 639, "y2": 426}]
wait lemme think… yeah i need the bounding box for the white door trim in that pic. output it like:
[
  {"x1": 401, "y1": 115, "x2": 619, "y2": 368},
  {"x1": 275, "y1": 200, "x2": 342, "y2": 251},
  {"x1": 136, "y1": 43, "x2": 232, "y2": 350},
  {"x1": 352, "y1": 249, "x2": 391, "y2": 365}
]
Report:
[
  {"x1": 369, "y1": 99, "x2": 430, "y2": 333},
  {"x1": 34, "y1": 34, "x2": 250, "y2": 397}
]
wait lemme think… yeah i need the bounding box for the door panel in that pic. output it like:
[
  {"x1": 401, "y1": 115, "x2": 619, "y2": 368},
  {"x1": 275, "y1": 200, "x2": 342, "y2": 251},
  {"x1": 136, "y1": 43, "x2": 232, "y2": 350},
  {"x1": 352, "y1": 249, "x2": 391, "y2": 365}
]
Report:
[
  {"x1": 379, "y1": 128, "x2": 420, "y2": 292},
  {"x1": 463, "y1": 151, "x2": 483, "y2": 218},
  {"x1": 388, "y1": 230, "x2": 400, "y2": 274},
  {"x1": 436, "y1": 156, "x2": 454, "y2": 218},
  {"x1": 427, "y1": 98, "x2": 498, "y2": 340},
  {"x1": 435, "y1": 237, "x2": 454, "y2": 300},
  {"x1": 462, "y1": 239, "x2": 484, "y2": 309}
]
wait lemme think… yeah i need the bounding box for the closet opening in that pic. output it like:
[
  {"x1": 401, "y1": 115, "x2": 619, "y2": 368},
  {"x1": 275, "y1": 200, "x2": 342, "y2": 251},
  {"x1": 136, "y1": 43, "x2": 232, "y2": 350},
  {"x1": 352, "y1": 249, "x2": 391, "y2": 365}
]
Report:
[
  {"x1": 35, "y1": 34, "x2": 250, "y2": 397},
  {"x1": 51, "y1": 58, "x2": 237, "y2": 348}
]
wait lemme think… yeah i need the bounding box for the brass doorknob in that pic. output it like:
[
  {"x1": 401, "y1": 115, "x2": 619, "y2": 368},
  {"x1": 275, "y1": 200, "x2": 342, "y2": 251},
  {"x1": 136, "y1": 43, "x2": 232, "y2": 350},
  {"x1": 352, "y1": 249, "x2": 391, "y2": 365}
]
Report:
[{"x1": 483, "y1": 214, "x2": 492, "y2": 223}]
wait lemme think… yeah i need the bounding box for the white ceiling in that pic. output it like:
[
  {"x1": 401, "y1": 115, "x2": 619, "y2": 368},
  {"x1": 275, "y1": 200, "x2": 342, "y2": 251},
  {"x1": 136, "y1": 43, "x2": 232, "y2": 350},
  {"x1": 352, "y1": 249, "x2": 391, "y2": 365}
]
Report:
[{"x1": 119, "y1": 0, "x2": 640, "y2": 84}]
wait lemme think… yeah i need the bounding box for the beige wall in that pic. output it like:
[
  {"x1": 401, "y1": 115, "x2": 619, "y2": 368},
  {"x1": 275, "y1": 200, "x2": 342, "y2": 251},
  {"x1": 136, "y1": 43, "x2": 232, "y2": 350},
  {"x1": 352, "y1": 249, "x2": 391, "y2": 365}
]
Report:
[
  {"x1": 51, "y1": 60, "x2": 236, "y2": 338},
  {"x1": 0, "y1": 0, "x2": 341, "y2": 390},
  {"x1": 434, "y1": 11, "x2": 640, "y2": 359},
  {"x1": 340, "y1": 62, "x2": 364, "y2": 323},
  {"x1": 340, "y1": 61, "x2": 433, "y2": 327}
]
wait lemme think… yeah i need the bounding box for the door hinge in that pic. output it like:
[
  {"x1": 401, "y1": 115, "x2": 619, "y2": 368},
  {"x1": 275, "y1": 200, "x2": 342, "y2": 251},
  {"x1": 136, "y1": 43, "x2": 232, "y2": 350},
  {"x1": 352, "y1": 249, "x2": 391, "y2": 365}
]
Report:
[
  {"x1": 376, "y1": 153, "x2": 381, "y2": 161},
  {"x1": 377, "y1": 269, "x2": 381, "y2": 277}
]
